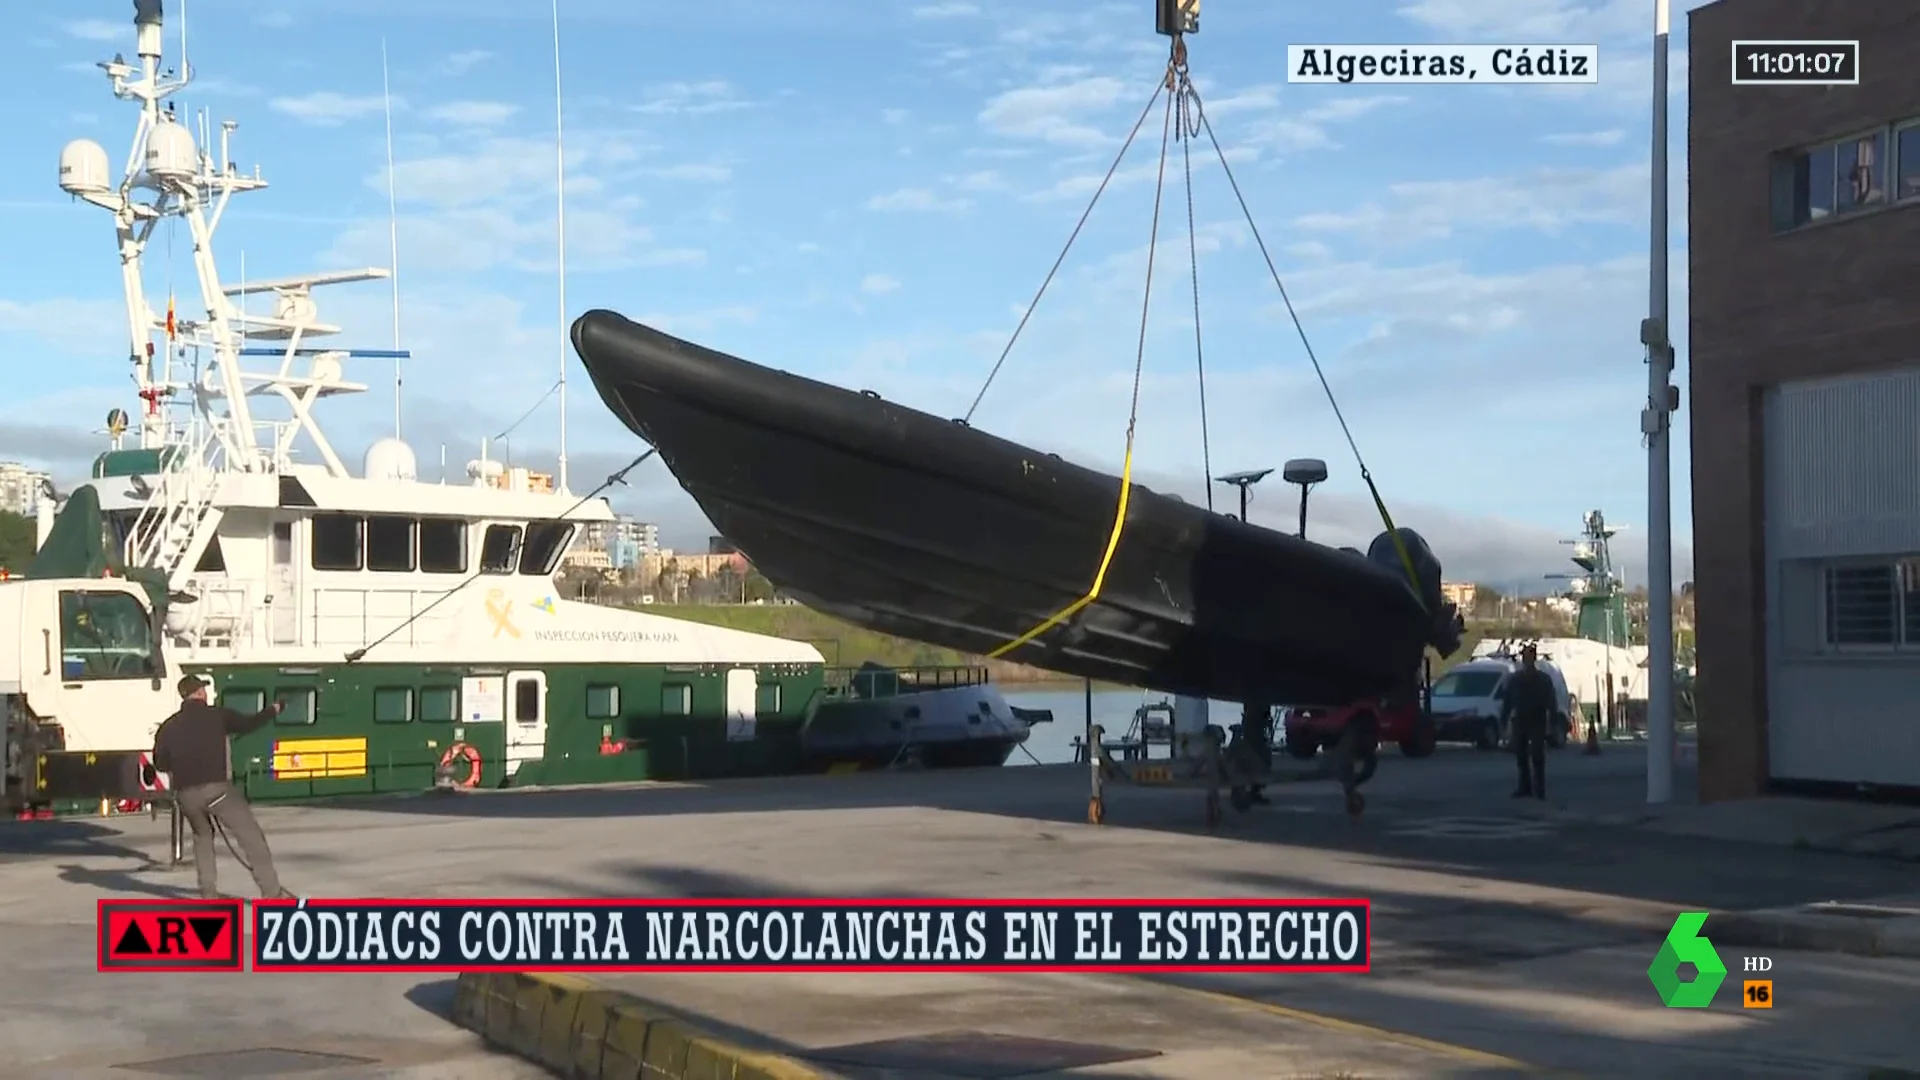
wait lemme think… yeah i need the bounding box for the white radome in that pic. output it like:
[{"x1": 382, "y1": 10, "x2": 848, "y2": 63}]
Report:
[
  {"x1": 59, "y1": 139, "x2": 111, "y2": 196},
  {"x1": 364, "y1": 438, "x2": 419, "y2": 483}
]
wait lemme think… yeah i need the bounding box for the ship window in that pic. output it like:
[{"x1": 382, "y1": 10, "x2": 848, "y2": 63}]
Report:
[
  {"x1": 221, "y1": 688, "x2": 265, "y2": 714},
  {"x1": 272, "y1": 521, "x2": 293, "y2": 566},
  {"x1": 519, "y1": 521, "x2": 575, "y2": 576},
  {"x1": 480, "y1": 524, "x2": 521, "y2": 574},
  {"x1": 513, "y1": 678, "x2": 541, "y2": 722},
  {"x1": 57, "y1": 589, "x2": 160, "y2": 681},
  {"x1": 586, "y1": 684, "x2": 621, "y2": 719},
  {"x1": 662, "y1": 683, "x2": 692, "y2": 716},
  {"x1": 373, "y1": 687, "x2": 413, "y2": 724},
  {"x1": 366, "y1": 515, "x2": 416, "y2": 572},
  {"x1": 420, "y1": 685, "x2": 459, "y2": 722},
  {"x1": 419, "y1": 518, "x2": 467, "y2": 574},
  {"x1": 755, "y1": 682, "x2": 782, "y2": 714},
  {"x1": 311, "y1": 513, "x2": 364, "y2": 571},
  {"x1": 274, "y1": 687, "x2": 318, "y2": 725},
  {"x1": 195, "y1": 535, "x2": 226, "y2": 573}
]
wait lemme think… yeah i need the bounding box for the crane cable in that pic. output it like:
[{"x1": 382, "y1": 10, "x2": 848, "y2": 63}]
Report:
[
  {"x1": 983, "y1": 42, "x2": 1184, "y2": 660},
  {"x1": 1189, "y1": 98, "x2": 1426, "y2": 604},
  {"x1": 979, "y1": 32, "x2": 1425, "y2": 664}
]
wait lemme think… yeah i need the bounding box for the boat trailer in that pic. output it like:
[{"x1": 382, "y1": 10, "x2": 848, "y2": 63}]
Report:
[{"x1": 1086, "y1": 700, "x2": 1379, "y2": 827}]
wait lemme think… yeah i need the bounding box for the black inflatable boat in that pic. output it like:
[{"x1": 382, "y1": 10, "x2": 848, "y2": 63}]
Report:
[{"x1": 571, "y1": 309, "x2": 1464, "y2": 707}]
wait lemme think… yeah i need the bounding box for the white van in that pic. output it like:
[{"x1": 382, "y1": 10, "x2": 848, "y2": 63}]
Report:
[{"x1": 1428, "y1": 656, "x2": 1573, "y2": 750}]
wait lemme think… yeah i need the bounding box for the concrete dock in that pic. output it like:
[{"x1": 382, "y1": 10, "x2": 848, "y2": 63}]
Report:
[{"x1": 4, "y1": 745, "x2": 1919, "y2": 1078}]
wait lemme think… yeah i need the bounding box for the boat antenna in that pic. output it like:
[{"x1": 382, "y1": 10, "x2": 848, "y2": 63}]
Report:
[
  {"x1": 550, "y1": 0, "x2": 570, "y2": 494},
  {"x1": 382, "y1": 37, "x2": 403, "y2": 440}
]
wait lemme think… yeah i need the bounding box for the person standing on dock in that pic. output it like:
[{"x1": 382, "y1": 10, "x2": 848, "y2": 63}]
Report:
[
  {"x1": 152, "y1": 676, "x2": 297, "y2": 900},
  {"x1": 1501, "y1": 645, "x2": 1555, "y2": 800}
]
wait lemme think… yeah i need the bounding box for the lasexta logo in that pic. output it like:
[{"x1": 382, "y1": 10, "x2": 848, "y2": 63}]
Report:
[
  {"x1": 1648, "y1": 911, "x2": 1727, "y2": 1007},
  {"x1": 97, "y1": 899, "x2": 244, "y2": 972}
]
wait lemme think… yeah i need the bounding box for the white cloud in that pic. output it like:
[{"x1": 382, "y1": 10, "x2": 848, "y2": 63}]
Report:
[
  {"x1": 270, "y1": 92, "x2": 392, "y2": 127},
  {"x1": 1293, "y1": 162, "x2": 1646, "y2": 241},
  {"x1": 632, "y1": 81, "x2": 753, "y2": 116},
  {"x1": 643, "y1": 163, "x2": 733, "y2": 182},
  {"x1": 867, "y1": 188, "x2": 971, "y2": 213},
  {"x1": 1542, "y1": 129, "x2": 1626, "y2": 147},
  {"x1": 860, "y1": 273, "x2": 901, "y2": 295},
  {"x1": 1241, "y1": 94, "x2": 1408, "y2": 154},
  {"x1": 882, "y1": 108, "x2": 909, "y2": 125},
  {"x1": 425, "y1": 101, "x2": 519, "y2": 127},
  {"x1": 979, "y1": 76, "x2": 1131, "y2": 148},
  {"x1": 63, "y1": 19, "x2": 125, "y2": 43},
  {"x1": 912, "y1": 2, "x2": 980, "y2": 18},
  {"x1": 440, "y1": 50, "x2": 493, "y2": 76},
  {"x1": 951, "y1": 170, "x2": 1007, "y2": 192}
]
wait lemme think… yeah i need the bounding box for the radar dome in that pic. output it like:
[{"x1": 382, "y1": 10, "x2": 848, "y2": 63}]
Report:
[
  {"x1": 363, "y1": 438, "x2": 418, "y2": 483},
  {"x1": 144, "y1": 119, "x2": 196, "y2": 183},
  {"x1": 59, "y1": 140, "x2": 111, "y2": 196}
]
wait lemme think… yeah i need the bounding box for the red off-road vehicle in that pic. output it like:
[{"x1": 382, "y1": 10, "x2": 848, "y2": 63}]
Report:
[{"x1": 1281, "y1": 696, "x2": 1436, "y2": 760}]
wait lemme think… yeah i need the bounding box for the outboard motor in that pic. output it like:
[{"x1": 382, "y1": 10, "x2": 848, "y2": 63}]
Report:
[{"x1": 1367, "y1": 527, "x2": 1465, "y2": 656}]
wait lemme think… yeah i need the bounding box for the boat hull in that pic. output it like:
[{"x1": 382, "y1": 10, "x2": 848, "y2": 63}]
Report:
[
  {"x1": 801, "y1": 681, "x2": 1033, "y2": 771},
  {"x1": 572, "y1": 309, "x2": 1456, "y2": 707}
]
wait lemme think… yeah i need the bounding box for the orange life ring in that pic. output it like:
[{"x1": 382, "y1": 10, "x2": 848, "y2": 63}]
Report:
[{"x1": 438, "y1": 742, "x2": 482, "y2": 788}]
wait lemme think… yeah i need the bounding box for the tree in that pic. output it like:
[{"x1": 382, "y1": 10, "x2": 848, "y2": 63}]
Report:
[
  {"x1": 0, "y1": 511, "x2": 35, "y2": 575},
  {"x1": 743, "y1": 569, "x2": 775, "y2": 603}
]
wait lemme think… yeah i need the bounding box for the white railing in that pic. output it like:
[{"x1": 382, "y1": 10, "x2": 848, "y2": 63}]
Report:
[{"x1": 128, "y1": 428, "x2": 227, "y2": 583}]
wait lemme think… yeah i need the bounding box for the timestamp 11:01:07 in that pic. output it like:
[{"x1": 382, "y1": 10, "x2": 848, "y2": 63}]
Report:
[{"x1": 1731, "y1": 40, "x2": 1860, "y2": 86}]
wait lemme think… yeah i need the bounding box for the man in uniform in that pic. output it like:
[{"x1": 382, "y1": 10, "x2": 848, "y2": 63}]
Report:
[
  {"x1": 152, "y1": 675, "x2": 296, "y2": 899},
  {"x1": 1500, "y1": 644, "x2": 1556, "y2": 800}
]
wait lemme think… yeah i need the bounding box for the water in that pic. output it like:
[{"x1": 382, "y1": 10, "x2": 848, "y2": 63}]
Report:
[{"x1": 1002, "y1": 686, "x2": 1255, "y2": 765}]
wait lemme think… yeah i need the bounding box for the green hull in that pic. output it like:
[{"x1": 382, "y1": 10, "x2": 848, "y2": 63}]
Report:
[{"x1": 193, "y1": 660, "x2": 826, "y2": 801}]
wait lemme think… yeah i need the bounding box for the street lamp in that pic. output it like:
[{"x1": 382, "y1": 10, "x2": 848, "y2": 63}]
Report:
[
  {"x1": 1213, "y1": 468, "x2": 1273, "y2": 524},
  {"x1": 1282, "y1": 458, "x2": 1327, "y2": 539}
]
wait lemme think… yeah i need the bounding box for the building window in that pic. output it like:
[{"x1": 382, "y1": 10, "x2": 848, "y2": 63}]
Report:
[
  {"x1": 373, "y1": 687, "x2": 413, "y2": 724},
  {"x1": 1898, "y1": 123, "x2": 1920, "y2": 201},
  {"x1": 1818, "y1": 561, "x2": 1920, "y2": 649},
  {"x1": 420, "y1": 686, "x2": 459, "y2": 722},
  {"x1": 586, "y1": 684, "x2": 621, "y2": 719},
  {"x1": 1773, "y1": 130, "x2": 1887, "y2": 231}
]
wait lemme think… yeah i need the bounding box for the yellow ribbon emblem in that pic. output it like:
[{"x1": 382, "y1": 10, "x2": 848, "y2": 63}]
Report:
[{"x1": 485, "y1": 589, "x2": 521, "y2": 639}]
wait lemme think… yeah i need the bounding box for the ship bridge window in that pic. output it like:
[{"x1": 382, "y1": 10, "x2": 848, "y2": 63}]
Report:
[
  {"x1": 366, "y1": 515, "x2": 416, "y2": 572},
  {"x1": 57, "y1": 589, "x2": 160, "y2": 681},
  {"x1": 518, "y1": 521, "x2": 575, "y2": 576},
  {"x1": 420, "y1": 518, "x2": 467, "y2": 574},
  {"x1": 311, "y1": 513, "x2": 364, "y2": 571},
  {"x1": 480, "y1": 524, "x2": 521, "y2": 574},
  {"x1": 273, "y1": 687, "x2": 317, "y2": 726},
  {"x1": 420, "y1": 685, "x2": 460, "y2": 722}
]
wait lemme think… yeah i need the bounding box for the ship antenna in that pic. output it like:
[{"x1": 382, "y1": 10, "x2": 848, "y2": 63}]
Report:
[
  {"x1": 382, "y1": 38, "x2": 403, "y2": 439},
  {"x1": 551, "y1": 0, "x2": 570, "y2": 494}
]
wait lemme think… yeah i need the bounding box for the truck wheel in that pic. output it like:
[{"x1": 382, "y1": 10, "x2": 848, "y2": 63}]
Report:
[{"x1": 1284, "y1": 732, "x2": 1319, "y2": 759}]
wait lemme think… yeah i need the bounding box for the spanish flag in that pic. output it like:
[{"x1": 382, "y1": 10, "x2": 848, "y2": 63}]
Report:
[{"x1": 165, "y1": 295, "x2": 176, "y2": 340}]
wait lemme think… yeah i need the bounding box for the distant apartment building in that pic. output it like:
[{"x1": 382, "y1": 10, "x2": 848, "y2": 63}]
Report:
[
  {"x1": 1440, "y1": 581, "x2": 1477, "y2": 612},
  {"x1": 0, "y1": 462, "x2": 51, "y2": 517},
  {"x1": 577, "y1": 516, "x2": 661, "y2": 570}
]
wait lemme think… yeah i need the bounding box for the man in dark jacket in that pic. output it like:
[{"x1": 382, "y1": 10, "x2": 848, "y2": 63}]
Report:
[
  {"x1": 152, "y1": 675, "x2": 294, "y2": 899},
  {"x1": 1500, "y1": 645, "x2": 1556, "y2": 800}
]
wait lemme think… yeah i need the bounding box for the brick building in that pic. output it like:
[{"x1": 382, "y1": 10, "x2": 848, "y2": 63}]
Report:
[{"x1": 1688, "y1": 2, "x2": 1920, "y2": 797}]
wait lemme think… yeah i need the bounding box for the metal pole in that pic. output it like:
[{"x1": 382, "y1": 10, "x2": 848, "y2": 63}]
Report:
[
  {"x1": 1644, "y1": 0, "x2": 1675, "y2": 804},
  {"x1": 1297, "y1": 487, "x2": 1309, "y2": 538},
  {"x1": 1238, "y1": 485, "x2": 1249, "y2": 523}
]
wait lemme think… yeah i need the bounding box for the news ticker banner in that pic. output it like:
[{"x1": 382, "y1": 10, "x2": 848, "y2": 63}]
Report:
[{"x1": 97, "y1": 898, "x2": 1371, "y2": 974}]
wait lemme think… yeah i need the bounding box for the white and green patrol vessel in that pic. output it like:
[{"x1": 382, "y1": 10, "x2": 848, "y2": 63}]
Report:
[{"x1": 45, "y1": 0, "x2": 826, "y2": 802}]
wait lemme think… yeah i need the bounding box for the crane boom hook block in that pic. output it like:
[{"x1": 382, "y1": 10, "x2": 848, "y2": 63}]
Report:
[{"x1": 1156, "y1": 0, "x2": 1199, "y2": 37}]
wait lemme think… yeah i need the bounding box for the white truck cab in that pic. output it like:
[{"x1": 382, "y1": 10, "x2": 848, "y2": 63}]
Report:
[{"x1": 1, "y1": 577, "x2": 180, "y2": 813}]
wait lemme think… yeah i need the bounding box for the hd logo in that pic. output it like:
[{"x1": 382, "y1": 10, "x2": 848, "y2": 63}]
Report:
[{"x1": 1648, "y1": 912, "x2": 1727, "y2": 1007}]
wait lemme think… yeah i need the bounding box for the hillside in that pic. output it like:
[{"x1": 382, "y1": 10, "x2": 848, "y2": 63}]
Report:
[{"x1": 638, "y1": 602, "x2": 1496, "y2": 686}]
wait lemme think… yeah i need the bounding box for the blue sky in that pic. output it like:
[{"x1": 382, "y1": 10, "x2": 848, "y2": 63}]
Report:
[{"x1": 2, "y1": 0, "x2": 1708, "y2": 592}]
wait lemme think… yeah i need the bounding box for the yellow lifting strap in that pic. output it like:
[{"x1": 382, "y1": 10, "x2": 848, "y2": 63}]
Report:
[{"x1": 1363, "y1": 468, "x2": 1428, "y2": 612}]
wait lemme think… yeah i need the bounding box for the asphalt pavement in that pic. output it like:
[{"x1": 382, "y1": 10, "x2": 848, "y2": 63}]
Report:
[{"x1": 2, "y1": 743, "x2": 1916, "y2": 1078}]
